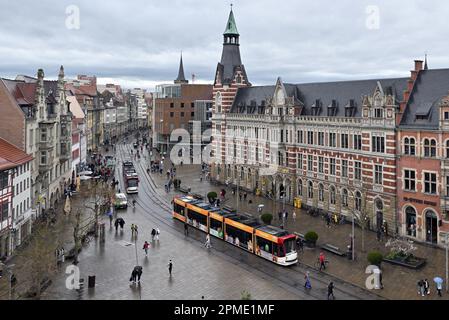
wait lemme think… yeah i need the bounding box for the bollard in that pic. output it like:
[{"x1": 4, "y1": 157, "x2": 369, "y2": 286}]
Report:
[{"x1": 88, "y1": 275, "x2": 96, "y2": 288}]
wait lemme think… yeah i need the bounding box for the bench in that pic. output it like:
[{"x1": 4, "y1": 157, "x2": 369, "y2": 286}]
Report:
[
  {"x1": 321, "y1": 243, "x2": 346, "y2": 257},
  {"x1": 178, "y1": 187, "x2": 189, "y2": 194},
  {"x1": 191, "y1": 193, "x2": 204, "y2": 200},
  {"x1": 294, "y1": 232, "x2": 305, "y2": 242}
]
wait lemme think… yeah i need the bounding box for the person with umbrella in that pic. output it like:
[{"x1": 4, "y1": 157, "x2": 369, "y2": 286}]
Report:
[{"x1": 434, "y1": 277, "x2": 443, "y2": 297}]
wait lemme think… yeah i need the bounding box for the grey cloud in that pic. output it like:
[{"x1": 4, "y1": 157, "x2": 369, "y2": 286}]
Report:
[{"x1": 1, "y1": 0, "x2": 449, "y2": 90}]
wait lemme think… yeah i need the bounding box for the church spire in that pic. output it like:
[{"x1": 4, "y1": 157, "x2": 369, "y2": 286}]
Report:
[
  {"x1": 174, "y1": 52, "x2": 188, "y2": 84},
  {"x1": 424, "y1": 53, "x2": 429, "y2": 70},
  {"x1": 224, "y1": 5, "x2": 239, "y2": 36}
]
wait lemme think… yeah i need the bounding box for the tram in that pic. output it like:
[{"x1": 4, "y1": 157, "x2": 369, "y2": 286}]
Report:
[{"x1": 173, "y1": 196, "x2": 298, "y2": 266}]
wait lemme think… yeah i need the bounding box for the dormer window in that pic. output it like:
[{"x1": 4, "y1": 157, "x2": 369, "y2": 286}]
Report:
[
  {"x1": 327, "y1": 100, "x2": 338, "y2": 116},
  {"x1": 415, "y1": 102, "x2": 432, "y2": 120},
  {"x1": 344, "y1": 99, "x2": 357, "y2": 117},
  {"x1": 258, "y1": 100, "x2": 266, "y2": 114},
  {"x1": 311, "y1": 99, "x2": 322, "y2": 116}
]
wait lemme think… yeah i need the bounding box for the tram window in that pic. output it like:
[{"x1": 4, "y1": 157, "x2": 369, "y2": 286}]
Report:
[
  {"x1": 225, "y1": 225, "x2": 251, "y2": 249},
  {"x1": 273, "y1": 243, "x2": 284, "y2": 257},
  {"x1": 256, "y1": 236, "x2": 273, "y2": 254},
  {"x1": 173, "y1": 203, "x2": 185, "y2": 215},
  {"x1": 187, "y1": 209, "x2": 207, "y2": 226},
  {"x1": 284, "y1": 238, "x2": 296, "y2": 254},
  {"x1": 210, "y1": 218, "x2": 224, "y2": 237}
]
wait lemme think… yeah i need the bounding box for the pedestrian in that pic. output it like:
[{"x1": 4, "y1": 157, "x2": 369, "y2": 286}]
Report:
[
  {"x1": 134, "y1": 266, "x2": 143, "y2": 283},
  {"x1": 424, "y1": 278, "x2": 430, "y2": 295},
  {"x1": 156, "y1": 227, "x2": 160, "y2": 241},
  {"x1": 417, "y1": 280, "x2": 425, "y2": 297},
  {"x1": 143, "y1": 241, "x2": 150, "y2": 255},
  {"x1": 243, "y1": 192, "x2": 247, "y2": 201},
  {"x1": 114, "y1": 219, "x2": 119, "y2": 231},
  {"x1": 292, "y1": 211, "x2": 296, "y2": 222},
  {"x1": 131, "y1": 224, "x2": 135, "y2": 237},
  {"x1": 204, "y1": 234, "x2": 211, "y2": 249},
  {"x1": 184, "y1": 223, "x2": 189, "y2": 236},
  {"x1": 168, "y1": 260, "x2": 173, "y2": 276},
  {"x1": 304, "y1": 271, "x2": 311, "y2": 289},
  {"x1": 285, "y1": 211, "x2": 289, "y2": 221},
  {"x1": 239, "y1": 193, "x2": 242, "y2": 201},
  {"x1": 326, "y1": 213, "x2": 331, "y2": 228},
  {"x1": 278, "y1": 211, "x2": 282, "y2": 221},
  {"x1": 382, "y1": 220, "x2": 389, "y2": 238},
  {"x1": 327, "y1": 282, "x2": 335, "y2": 300},
  {"x1": 151, "y1": 228, "x2": 156, "y2": 241},
  {"x1": 109, "y1": 213, "x2": 113, "y2": 226},
  {"x1": 436, "y1": 279, "x2": 443, "y2": 297},
  {"x1": 319, "y1": 252, "x2": 326, "y2": 271},
  {"x1": 296, "y1": 237, "x2": 303, "y2": 252},
  {"x1": 130, "y1": 269, "x2": 137, "y2": 283}
]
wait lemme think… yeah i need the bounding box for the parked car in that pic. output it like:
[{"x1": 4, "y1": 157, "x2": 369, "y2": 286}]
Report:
[{"x1": 114, "y1": 193, "x2": 128, "y2": 209}]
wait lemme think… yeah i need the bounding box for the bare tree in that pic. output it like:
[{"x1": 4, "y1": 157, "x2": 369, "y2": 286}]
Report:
[
  {"x1": 78, "y1": 179, "x2": 114, "y2": 237},
  {"x1": 8, "y1": 217, "x2": 65, "y2": 300},
  {"x1": 352, "y1": 191, "x2": 369, "y2": 253}
]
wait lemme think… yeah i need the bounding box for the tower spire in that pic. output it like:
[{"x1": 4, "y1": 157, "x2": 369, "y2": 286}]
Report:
[
  {"x1": 174, "y1": 52, "x2": 188, "y2": 84},
  {"x1": 424, "y1": 53, "x2": 429, "y2": 70}
]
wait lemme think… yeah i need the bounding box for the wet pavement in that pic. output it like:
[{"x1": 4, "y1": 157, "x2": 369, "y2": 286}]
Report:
[
  {"x1": 41, "y1": 142, "x2": 375, "y2": 300},
  {"x1": 154, "y1": 155, "x2": 449, "y2": 300}
]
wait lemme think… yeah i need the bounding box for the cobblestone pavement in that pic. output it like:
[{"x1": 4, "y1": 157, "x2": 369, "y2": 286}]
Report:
[
  {"x1": 151, "y1": 153, "x2": 449, "y2": 300},
  {"x1": 41, "y1": 143, "x2": 372, "y2": 300}
]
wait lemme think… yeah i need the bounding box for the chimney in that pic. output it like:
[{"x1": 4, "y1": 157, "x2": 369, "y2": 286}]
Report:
[
  {"x1": 414, "y1": 60, "x2": 424, "y2": 72},
  {"x1": 407, "y1": 79, "x2": 414, "y2": 92}
]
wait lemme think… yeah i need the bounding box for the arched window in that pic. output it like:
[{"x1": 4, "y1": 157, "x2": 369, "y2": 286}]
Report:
[
  {"x1": 329, "y1": 186, "x2": 336, "y2": 205},
  {"x1": 341, "y1": 189, "x2": 349, "y2": 207},
  {"x1": 405, "y1": 206, "x2": 417, "y2": 237},
  {"x1": 404, "y1": 137, "x2": 416, "y2": 155},
  {"x1": 424, "y1": 138, "x2": 437, "y2": 157},
  {"x1": 215, "y1": 92, "x2": 222, "y2": 113},
  {"x1": 318, "y1": 184, "x2": 324, "y2": 202},
  {"x1": 297, "y1": 179, "x2": 303, "y2": 196},
  {"x1": 355, "y1": 191, "x2": 362, "y2": 211},
  {"x1": 308, "y1": 181, "x2": 314, "y2": 199}
]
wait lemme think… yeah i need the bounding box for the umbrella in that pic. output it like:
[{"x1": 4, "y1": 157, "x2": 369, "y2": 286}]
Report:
[
  {"x1": 79, "y1": 175, "x2": 92, "y2": 181},
  {"x1": 434, "y1": 277, "x2": 443, "y2": 285}
]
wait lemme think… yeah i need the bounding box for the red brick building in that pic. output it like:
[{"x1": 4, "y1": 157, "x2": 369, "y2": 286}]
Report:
[{"x1": 397, "y1": 60, "x2": 449, "y2": 245}]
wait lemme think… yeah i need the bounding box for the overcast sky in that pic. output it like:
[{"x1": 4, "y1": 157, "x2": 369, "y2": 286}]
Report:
[{"x1": 1, "y1": 0, "x2": 448, "y2": 90}]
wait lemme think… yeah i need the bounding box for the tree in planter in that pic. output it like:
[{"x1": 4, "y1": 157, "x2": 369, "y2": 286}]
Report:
[
  {"x1": 305, "y1": 231, "x2": 319, "y2": 246},
  {"x1": 207, "y1": 191, "x2": 218, "y2": 205},
  {"x1": 260, "y1": 213, "x2": 273, "y2": 225},
  {"x1": 71, "y1": 208, "x2": 98, "y2": 265},
  {"x1": 79, "y1": 181, "x2": 114, "y2": 237},
  {"x1": 385, "y1": 237, "x2": 417, "y2": 260},
  {"x1": 367, "y1": 251, "x2": 383, "y2": 267}
]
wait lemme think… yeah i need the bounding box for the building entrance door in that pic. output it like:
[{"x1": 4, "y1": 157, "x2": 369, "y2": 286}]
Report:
[{"x1": 425, "y1": 211, "x2": 438, "y2": 244}]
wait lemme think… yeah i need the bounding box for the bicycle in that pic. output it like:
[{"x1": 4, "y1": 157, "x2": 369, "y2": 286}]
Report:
[{"x1": 314, "y1": 258, "x2": 329, "y2": 269}]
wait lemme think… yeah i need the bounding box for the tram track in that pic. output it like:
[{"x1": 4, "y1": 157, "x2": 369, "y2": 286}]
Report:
[{"x1": 114, "y1": 143, "x2": 379, "y2": 300}]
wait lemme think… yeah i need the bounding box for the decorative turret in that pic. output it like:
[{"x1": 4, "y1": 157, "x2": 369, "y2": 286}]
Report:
[
  {"x1": 214, "y1": 6, "x2": 249, "y2": 86},
  {"x1": 174, "y1": 53, "x2": 188, "y2": 84}
]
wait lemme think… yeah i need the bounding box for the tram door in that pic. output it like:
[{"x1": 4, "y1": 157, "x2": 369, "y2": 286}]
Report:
[{"x1": 425, "y1": 211, "x2": 438, "y2": 244}]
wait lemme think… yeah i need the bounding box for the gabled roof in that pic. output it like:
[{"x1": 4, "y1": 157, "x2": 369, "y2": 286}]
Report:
[
  {"x1": 400, "y1": 68, "x2": 449, "y2": 129},
  {"x1": 0, "y1": 137, "x2": 33, "y2": 170}
]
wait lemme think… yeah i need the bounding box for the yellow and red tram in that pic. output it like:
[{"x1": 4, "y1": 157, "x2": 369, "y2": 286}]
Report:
[{"x1": 172, "y1": 196, "x2": 298, "y2": 266}]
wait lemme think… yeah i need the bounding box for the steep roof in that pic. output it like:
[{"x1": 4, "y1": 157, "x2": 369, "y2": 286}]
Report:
[
  {"x1": 231, "y1": 77, "x2": 408, "y2": 116},
  {"x1": 400, "y1": 68, "x2": 449, "y2": 129},
  {"x1": 224, "y1": 9, "x2": 239, "y2": 35},
  {"x1": 174, "y1": 54, "x2": 188, "y2": 83},
  {"x1": 0, "y1": 137, "x2": 33, "y2": 170}
]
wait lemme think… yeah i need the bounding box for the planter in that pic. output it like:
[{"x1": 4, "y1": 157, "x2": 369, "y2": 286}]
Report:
[
  {"x1": 305, "y1": 240, "x2": 316, "y2": 248},
  {"x1": 383, "y1": 256, "x2": 426, "y2": 269}
]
